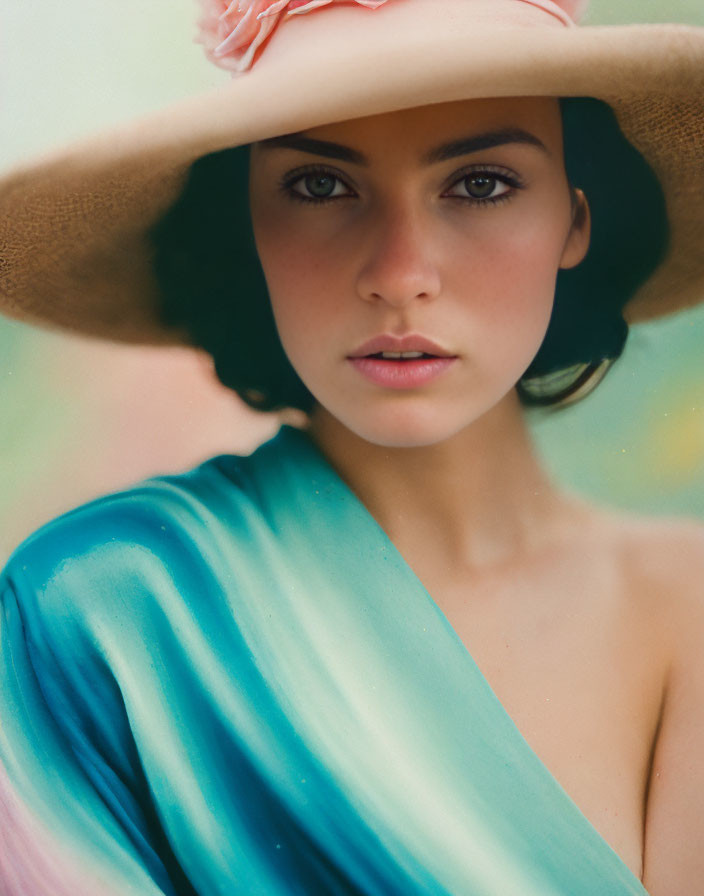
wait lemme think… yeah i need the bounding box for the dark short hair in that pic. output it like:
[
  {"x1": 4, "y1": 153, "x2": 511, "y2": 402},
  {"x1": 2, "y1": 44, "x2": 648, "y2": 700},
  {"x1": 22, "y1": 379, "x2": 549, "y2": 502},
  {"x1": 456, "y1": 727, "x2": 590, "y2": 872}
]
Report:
[{"x1": 150, "y1": 97, "x2": 669, "y2": 414}]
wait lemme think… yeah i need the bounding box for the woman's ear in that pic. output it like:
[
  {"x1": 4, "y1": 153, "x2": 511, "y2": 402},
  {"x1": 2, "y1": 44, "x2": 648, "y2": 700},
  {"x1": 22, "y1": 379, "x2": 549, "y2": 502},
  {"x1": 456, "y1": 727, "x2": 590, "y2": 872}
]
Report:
[{"x1": 559, "y1": 188, "x2": 591, "y2": 270}]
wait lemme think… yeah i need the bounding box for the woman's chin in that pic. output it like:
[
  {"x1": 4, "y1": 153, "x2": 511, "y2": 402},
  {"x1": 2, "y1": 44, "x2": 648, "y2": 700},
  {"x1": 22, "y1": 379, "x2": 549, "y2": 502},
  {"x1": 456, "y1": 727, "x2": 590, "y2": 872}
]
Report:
[
  {"x1": 312, "y1": 400, "x2": 486, "y2": 450},
  {"x1": 305, "y1": 380, "x2": 527, "y2": 450}
]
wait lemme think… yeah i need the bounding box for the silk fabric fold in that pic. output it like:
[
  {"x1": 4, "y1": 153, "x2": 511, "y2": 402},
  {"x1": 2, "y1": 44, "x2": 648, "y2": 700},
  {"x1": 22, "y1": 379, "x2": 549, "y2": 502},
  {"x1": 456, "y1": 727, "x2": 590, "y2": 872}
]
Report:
[{"x1": 0, "y1": 424, "x2": 648, "y2": 894}]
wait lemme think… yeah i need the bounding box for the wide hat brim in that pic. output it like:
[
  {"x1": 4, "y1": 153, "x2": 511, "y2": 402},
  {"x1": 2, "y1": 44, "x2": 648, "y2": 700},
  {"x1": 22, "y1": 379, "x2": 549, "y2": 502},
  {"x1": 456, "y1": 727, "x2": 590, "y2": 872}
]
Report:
[{"x1": 1, "y1": 0, "x2": 703, "y2": 346}]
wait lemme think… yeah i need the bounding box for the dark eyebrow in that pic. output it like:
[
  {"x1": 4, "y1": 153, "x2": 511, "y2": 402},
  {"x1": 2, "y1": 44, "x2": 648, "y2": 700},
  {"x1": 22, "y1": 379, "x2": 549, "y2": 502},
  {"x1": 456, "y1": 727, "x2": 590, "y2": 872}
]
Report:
[{"x1": 257, "y1": 127, "x2": 550, "y2": 166}]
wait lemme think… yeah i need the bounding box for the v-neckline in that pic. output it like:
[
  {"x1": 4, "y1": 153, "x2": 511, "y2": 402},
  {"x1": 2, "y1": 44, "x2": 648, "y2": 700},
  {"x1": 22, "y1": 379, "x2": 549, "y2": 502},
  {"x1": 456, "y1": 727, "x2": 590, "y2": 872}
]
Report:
[{"x1": 273, "y1": 424, "x2": 649, "y2": 893}]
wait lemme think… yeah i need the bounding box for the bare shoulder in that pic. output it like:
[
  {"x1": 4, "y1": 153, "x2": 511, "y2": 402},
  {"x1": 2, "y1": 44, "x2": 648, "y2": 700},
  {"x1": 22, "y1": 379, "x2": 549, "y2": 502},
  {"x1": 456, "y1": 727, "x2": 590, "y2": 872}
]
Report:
[
  {"x1": 633, "y1": 515, "x2": 703, "y2": 595},
  {"x1": 589, "y1": 507, "x2": 704, "y2": 893},
  {"x1": 585, "y1": 508, "x2": 704, "y2": 893},
  {"x1": 552, "y1": 499, "x2": 704, "y2": 891},
  {"x1": 582, "y1": 503, "x2": 704, "y2": 667},
  {"x1": 570, "y1": 500, "x2": 704, "y2": 600}
]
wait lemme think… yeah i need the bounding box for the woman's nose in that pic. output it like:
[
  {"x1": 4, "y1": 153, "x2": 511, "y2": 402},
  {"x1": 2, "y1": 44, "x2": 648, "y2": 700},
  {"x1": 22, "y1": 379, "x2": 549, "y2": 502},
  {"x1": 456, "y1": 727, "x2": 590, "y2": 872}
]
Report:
[{"x1": 356, "y1": 205, "x2": 442, "y2": 309}]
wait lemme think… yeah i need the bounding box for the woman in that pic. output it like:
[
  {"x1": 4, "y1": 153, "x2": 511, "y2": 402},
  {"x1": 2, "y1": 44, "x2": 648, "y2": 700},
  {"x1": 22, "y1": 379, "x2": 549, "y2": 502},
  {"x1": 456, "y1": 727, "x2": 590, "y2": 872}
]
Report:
[{"x1": 0, "y1": 1, "x2": 703, "y2": 894}]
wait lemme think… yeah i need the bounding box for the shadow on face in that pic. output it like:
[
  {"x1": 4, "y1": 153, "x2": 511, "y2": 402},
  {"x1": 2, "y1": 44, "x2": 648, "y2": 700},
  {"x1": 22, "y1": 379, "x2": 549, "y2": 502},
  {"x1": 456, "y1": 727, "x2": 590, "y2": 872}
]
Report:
[
  {"x1": 250, "y1": 95, "x2": 571, "y2": 205},
  {"x1": 150, "y1": 94, "x2": 668, "y2": 418}
]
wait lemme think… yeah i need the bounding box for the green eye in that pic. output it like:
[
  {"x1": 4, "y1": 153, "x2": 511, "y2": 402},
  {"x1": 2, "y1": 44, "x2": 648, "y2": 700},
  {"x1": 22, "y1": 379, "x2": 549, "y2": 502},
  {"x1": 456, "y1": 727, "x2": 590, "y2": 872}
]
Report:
[
  {"x1": 280, "y1": 164, "x2": 523, "y2": 207},
  {"x1": 465, "y1": 174, "x2": 499, "y2": 199},
  {"x1": 449, "y1": 169, "x2": 519, "y2": 203},
  {"x1": 304, "y1": 173, "x2": 338, "y2": 199},
  {"x1": 282, "y1": 168, "x2": 352, "y2": 205}
]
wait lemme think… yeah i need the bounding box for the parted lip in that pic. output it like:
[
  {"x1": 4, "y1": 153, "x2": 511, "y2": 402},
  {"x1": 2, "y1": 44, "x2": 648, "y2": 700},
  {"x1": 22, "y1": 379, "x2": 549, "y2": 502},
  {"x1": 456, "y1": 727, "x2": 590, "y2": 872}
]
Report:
[{"x1": 348, "y1": 333, "x2": 456, "y2": 358}]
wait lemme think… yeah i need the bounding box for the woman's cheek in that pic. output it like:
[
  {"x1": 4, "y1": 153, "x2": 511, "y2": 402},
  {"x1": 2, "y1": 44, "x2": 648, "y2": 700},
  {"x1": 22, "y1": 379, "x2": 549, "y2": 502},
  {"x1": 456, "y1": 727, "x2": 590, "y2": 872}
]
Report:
[
  {"x1": 460, "y1": 237, "x2": 558, "y2": 376},
  {"x1": 489, "y1": 205, "x2": 565, "y2": 312},
  {"x1": 268, "y1": 271, "x2": 336, "y2": 373}
]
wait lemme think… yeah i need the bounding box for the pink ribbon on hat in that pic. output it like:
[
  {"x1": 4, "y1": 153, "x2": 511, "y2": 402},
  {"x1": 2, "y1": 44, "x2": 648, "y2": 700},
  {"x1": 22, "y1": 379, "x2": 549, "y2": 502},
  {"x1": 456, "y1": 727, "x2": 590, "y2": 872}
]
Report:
[
  {"x1": 518, "y1": 0, "x2": 587, "y2": 26},
  {"x1": 197, "y1": 0, "x2": 590, "y2": 74}
]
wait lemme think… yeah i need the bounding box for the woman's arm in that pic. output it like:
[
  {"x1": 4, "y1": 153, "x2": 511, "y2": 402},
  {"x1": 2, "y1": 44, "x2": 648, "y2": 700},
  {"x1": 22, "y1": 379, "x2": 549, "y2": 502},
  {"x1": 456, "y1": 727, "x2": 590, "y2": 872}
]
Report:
[{"x1": 641, "y1": 522, "x2": 704, "y2": 894}]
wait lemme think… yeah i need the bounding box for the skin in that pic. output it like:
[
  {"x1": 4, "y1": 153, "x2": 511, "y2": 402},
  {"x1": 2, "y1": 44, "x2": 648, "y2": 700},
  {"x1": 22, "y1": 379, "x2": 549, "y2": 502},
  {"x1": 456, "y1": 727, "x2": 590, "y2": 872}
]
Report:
[
  {"x1": 249, "y1": 96, "x2": 704, "y2": 889},
  {"x1": 248, "y1": 95, "x2": 591, "y2": 568}
]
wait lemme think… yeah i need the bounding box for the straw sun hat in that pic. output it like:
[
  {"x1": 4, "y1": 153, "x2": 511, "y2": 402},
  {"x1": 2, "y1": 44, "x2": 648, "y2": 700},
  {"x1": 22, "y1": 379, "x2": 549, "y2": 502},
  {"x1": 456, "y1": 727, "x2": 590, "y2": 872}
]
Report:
[{"x1": 0, "y1": 0, "x2": 702, "y2": 377}]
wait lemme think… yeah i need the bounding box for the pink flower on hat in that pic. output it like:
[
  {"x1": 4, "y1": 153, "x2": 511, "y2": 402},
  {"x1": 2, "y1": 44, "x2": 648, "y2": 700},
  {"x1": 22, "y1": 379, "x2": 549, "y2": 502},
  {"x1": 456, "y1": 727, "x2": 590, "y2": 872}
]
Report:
[
  {"x1": 198, "y1": 0, "x2": 391, "y2": 74},
  {"x1": 562, "y1": 0, "x2": 589, "y2": 21},
  {"x1": 516, "y1": 0, "x2": 589, "y2": 24},
  {"x1": 538, "y1": 0, "x2": 589, "y2": 22}
]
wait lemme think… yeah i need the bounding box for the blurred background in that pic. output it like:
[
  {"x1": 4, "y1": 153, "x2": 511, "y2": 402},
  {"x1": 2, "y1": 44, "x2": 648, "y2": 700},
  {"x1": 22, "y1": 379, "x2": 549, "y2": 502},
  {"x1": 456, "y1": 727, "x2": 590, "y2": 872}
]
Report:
[{"x1": 0, "y1": 0, "x2": 702, "y2": 562}]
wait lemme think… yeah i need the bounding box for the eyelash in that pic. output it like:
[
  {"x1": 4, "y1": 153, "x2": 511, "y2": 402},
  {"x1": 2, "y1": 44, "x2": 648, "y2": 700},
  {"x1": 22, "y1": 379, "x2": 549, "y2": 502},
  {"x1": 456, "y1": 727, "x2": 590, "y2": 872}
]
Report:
[{"x1": 278, "y1": 164, "x2": 525, "y2": 208}]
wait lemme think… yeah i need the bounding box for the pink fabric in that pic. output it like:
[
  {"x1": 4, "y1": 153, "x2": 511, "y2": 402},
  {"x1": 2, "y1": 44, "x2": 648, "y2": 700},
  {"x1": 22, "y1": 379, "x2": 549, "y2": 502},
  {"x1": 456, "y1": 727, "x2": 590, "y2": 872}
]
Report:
[
  {"x1": 0, "y1": 765, "x2": 117, "y2": 896},
  {"x1": 197, "y1": 0, "x2": 589, "y2": 74}
]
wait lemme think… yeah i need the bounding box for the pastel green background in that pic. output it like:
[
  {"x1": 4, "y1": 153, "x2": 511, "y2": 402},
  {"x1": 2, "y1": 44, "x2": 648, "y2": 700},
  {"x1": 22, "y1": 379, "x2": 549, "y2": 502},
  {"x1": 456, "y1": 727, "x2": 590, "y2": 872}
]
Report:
[{"x1": 0, "y1": 1, "x2": 702, "y2": 562}]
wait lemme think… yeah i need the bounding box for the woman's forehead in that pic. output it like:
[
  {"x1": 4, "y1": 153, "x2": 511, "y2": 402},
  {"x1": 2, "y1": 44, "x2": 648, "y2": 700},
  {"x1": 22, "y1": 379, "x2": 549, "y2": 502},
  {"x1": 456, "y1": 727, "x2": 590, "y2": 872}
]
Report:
[
  {"x1": 312, "y1": 96, "x2": 558, "y2": 135},
  {"x1": 256, "y1": 97, "x2": 562, "y2": 166}
]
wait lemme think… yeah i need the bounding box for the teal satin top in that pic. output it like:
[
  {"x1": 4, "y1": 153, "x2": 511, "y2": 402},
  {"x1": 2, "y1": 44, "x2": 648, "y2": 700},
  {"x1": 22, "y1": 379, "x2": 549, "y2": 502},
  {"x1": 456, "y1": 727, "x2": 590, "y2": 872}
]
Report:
[{"x1": 0, "y1": 424, "x2": 649, "y2": 894}]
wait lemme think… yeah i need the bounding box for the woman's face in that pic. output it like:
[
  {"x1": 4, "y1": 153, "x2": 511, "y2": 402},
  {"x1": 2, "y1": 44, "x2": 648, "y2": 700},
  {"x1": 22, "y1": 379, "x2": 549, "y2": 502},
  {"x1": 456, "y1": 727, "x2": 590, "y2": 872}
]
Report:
[{"x1": 248, "y1": 96, "x2": 591, "y2": 447}]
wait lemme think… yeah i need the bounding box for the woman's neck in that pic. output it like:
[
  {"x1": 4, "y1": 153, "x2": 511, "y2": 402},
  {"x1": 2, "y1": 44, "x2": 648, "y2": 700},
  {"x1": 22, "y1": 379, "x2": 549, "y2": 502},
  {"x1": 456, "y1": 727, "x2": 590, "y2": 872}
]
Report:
[{"x1": 305, "y1": 393, "x2": 574, "y2": 575}]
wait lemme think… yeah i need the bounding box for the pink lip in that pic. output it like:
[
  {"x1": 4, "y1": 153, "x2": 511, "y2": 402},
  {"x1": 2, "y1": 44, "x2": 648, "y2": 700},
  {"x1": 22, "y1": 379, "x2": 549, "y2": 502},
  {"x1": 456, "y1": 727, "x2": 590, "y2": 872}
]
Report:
[
  {"x1": 348, "y1": 332, "x2": 455, "y2": 359},
  {"x1": 348, "y1": 356, "x2": 456, "y2": 389}
]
